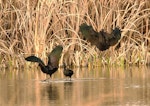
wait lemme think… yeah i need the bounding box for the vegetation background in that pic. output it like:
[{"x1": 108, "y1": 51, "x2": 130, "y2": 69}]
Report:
[{"x1": 0, "y1": 0, "x2": 150, "y2": 68}]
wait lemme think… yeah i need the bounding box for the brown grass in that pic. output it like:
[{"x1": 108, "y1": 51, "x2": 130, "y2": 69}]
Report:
[{"x1": 0, "y1": 0, "x2": 150, "y2": 68}]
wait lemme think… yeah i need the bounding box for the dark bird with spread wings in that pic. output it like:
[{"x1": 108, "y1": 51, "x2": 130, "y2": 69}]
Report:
[
  {"x1": 25, "y1": 45, "x2": 63, "y2": 78},
  {"x1": 79, "y1": 23, "x2": 121, "y2": 51}
]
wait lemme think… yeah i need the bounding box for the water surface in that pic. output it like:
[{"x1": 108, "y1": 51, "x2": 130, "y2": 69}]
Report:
[{"x1": 0, "y1": 66, "x2": 150, "y2": 106}]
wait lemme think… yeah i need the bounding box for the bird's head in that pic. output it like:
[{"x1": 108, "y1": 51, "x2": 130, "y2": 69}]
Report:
[{"x1": 112, "y1": 27, "x2": 122, "y2": 39}]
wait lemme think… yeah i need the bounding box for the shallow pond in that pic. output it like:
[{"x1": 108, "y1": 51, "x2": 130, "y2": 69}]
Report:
[{"x1": 0, "y1": 66, "x2": 150, "y2": 106}]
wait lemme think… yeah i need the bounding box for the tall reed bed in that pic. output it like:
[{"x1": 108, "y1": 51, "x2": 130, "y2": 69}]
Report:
[{"x1": 0, "y1": 0, "x2": 150, "y2": 68}]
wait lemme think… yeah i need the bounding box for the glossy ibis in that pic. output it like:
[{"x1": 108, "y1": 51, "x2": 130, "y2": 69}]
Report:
[
  {"x1": 63, "y1": 63, "x2": 74, "y2": 80},
  {"x1": 79, "y1": 23, "x2": 121, "y2": 51},
  {"x1": 25, "y1": 45, "x2": 63, "y2": 80}
]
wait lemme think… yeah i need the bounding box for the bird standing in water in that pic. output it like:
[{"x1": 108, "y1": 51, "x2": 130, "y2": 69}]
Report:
[
  {"x1": 63, "y1": 63, "x2": 74, "y2": 80},
  {"x1": 25, "y1": 45, "x2": 63, "y2": 80}
]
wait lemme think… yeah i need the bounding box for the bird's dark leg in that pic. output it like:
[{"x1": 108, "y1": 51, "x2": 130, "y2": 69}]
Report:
[
  {"x1": 47, "y1": 75, "x2": 53, "y2": 82},
  {"x1": 69, "y1": 77, "x2": 72, "y2": 81},
  {"x1": 43, "y1": 77, "x2": 50, "y2": 82},
  {"x1": 42, "y1": 75, "x2": 52, "y2": 82}
]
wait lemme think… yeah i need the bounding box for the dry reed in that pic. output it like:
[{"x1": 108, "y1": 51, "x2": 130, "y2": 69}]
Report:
[{"x1": 0, "y1": 0, "x2": 150, "y2": 68}]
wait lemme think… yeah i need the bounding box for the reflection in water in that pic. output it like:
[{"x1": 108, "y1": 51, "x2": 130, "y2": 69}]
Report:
[
  {"x1": 46, "y1": 84, "x2": 59, "y2": 100},
  {"x1": 64, "y1": 82, "x2": 73, "y2": 94},
  {"x1": 0, "y1": 67, "x2": 150, "y2": 106},
  {"x1": 64, "y1": 81, "x2": 73, "y2": 105}
]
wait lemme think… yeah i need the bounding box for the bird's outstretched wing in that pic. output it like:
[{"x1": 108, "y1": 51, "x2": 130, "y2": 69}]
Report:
[
  {"x1": 25, "y1": 55, "x2": 45, "y2": 66},
  {"x1": 47, "y1": 45, "x2": 63, "y2": 68},
  {"x1": 79, "y1": 23, "x2": 109, "y2": 51},
  {"x1": 79, "y1": 23, "x2": 99, "y2": 45},
  {"x1": 108, "y1": 27, "x2": 121, "y2": 46}
]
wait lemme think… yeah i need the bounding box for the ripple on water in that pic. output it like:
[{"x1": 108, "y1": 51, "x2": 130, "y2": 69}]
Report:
[{"x1": 39, "y1": 77, "x2": 107, "y2": 83}]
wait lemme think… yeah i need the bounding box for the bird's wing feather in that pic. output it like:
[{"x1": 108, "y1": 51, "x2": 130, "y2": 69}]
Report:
[
  {"x1": 69, "y1": 70, "x2": 73, "y2": 75},
  {"x1": 47, "y1": 45, "x2": 63, "y2": 68},
  {"x1": 79, "y1": 23, "x2": 109, "y2": 51},
  {"x1": 25, "y1": 55, "x2": 45, "y2": 66},
  {"x1": 108, "y1": 27, "x2": 121, "y2": 46},
  {"x1": 79, "y1": 23, "x2": 99, "y2": 46}
]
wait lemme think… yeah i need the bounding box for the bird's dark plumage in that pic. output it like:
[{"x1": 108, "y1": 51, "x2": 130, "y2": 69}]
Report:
[
  {"x1": 25, "y1": 45, "x2": 63, "y2": 78},
  {"x1": 79, "y1": 23, "x2": 122, "y2": 51},
  {"x1": 63, "y1": 63, "x2": 74, "y2": 80}
]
